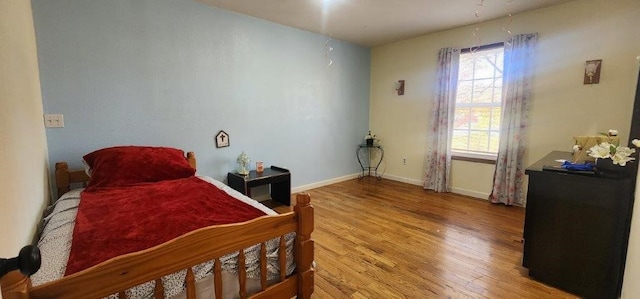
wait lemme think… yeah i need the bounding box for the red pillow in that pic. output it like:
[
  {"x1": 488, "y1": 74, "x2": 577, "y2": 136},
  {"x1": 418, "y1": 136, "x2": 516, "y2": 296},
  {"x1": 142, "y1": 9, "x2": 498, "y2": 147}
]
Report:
[{"x1": 83, "y1": 146, "x2": 195, "y2": 188}]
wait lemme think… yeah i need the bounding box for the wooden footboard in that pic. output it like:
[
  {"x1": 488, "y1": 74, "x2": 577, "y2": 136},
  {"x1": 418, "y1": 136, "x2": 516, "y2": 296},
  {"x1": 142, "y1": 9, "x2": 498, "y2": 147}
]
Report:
[
  {"x1": 1, "y1": 193, "x2": 314, "y2": 299},
  {"x1": 6, "y1": 151, "x2": 312, "y2": 298}
]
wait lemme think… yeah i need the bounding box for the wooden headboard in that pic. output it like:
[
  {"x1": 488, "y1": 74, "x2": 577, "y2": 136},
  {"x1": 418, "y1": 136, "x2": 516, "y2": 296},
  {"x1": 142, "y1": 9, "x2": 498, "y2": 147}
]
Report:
[{"x1": 54, "y1": 151, "x2": 197, "y2": 199}]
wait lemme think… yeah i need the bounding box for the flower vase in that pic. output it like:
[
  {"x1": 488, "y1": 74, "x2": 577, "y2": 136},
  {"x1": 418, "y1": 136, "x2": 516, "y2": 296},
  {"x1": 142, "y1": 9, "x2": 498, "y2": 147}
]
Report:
[
  {"x1": 366, "y1": 138, "x2": 374, "y2": 146},
  {"x1": 238, "y1": 163, "x2": 249, "y2": 175}
]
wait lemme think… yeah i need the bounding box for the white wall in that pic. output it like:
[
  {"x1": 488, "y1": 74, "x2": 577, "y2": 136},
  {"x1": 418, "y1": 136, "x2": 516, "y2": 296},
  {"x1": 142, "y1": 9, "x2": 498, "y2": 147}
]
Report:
[
  {"x1": 0, "y1": 0, "x2": 49, "y2": 259},
  {"x1": 370, "y1": 0, "x2": 640, "y2": 199},
  {"x1": 370, "y1": 0, "x2": 640, "y2": 297}
]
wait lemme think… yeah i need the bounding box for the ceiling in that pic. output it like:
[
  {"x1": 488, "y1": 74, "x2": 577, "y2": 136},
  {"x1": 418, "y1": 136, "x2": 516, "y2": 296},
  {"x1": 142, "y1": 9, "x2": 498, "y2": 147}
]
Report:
[{"x1": 199, "y1": 0, "x2": 575, "y2": 47}]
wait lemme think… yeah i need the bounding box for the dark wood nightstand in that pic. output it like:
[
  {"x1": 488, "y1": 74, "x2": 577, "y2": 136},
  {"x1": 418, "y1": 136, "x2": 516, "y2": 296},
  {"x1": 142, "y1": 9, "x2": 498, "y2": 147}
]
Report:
[{"x1": 227, "y1": 166, "x2": 291, "y2": 206}]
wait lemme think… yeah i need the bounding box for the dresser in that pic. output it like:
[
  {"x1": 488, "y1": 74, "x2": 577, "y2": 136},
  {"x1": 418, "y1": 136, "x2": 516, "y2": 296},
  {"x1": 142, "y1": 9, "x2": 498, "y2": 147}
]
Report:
[{"x1": 523, "y1": 151, "x2": 634, "y2": 298}]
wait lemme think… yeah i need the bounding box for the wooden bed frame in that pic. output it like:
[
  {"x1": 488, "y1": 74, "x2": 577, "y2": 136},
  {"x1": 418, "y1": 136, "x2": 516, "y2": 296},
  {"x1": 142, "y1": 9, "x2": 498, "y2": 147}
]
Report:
[{"x1": 1, "y1": 152, "x2": 314, "y2": 299}]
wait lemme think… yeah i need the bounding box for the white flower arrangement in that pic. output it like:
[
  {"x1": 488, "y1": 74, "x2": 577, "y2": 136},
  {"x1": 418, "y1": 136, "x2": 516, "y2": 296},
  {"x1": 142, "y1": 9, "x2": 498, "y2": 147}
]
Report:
[
  {"x1": 587, "y1": 130, "x2": 640, "y2": 166},
  {"x1": 365, "y1": 130, "x2": 381, "y2": 146},
  {"x1": 365, "y1": 130, "x2": 377, "y2": 141}
]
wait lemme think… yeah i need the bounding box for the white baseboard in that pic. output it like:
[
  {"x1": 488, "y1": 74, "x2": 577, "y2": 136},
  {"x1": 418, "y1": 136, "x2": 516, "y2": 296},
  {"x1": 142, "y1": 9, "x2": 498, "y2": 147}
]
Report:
[
  {"x1": 292, "y1": 173, "x2": 360, "y2": 193},
  {"x1": 383, "y1": 174, "x2": 489, "y2": 200},
  {"x1": 382, "y1": 174, "x2": 422, "y2": 186},
  {"x1": 450, "y1": 187, "x2": 489, "y2": 200},
  {"x1": 290, "y1": 173, "x2": 490, "y2": 201}
]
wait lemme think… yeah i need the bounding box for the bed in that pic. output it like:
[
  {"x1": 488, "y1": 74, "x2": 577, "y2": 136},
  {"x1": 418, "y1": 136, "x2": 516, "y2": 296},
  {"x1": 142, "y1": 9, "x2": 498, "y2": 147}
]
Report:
[{"x1": 1, "y1": 146, "x2": 314, "y2": 299}]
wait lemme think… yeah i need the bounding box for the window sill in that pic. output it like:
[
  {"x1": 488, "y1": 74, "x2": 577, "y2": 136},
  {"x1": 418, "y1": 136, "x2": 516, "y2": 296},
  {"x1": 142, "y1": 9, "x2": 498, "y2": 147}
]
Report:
[{"x1": 452, "y1": 152, "x2": 497, "y2": 165}]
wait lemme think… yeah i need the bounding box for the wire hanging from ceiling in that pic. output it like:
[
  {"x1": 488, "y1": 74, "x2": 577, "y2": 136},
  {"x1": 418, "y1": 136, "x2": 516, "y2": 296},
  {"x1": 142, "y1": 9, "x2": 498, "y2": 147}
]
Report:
[
  {"x1": 470, "y1": 0, "x2": 519, "y2": 50},
  {"x1": 321, "y1": 0, "x2": 335, "y2": 68},
  {"x1": 470, "y1": 0, "x2": 485, "y2": 54},
  {"x1": 502, "y1": 0, "x2": 515, "y2": 45},
  {"x1": 325, "y1": 32, "x2": 334, "y2": 67}
]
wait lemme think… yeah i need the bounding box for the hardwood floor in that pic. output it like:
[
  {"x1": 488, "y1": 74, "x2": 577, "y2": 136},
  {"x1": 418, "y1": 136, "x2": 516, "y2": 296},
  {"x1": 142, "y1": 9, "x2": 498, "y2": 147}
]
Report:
[{"x1": 279, "y1": 177, "x2": 578, "y2": 298}]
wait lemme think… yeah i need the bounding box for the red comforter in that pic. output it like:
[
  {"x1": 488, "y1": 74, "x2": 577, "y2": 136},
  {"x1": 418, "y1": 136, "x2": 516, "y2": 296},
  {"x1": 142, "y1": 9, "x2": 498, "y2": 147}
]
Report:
[{"x1": 65, "y1": 176, "x2": 266, "y2": 275}]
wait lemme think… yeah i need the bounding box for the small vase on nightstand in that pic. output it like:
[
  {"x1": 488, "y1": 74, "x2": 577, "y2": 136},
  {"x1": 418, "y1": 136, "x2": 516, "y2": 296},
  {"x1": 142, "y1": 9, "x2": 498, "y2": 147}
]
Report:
[{"x1": 237, "y1": 151, "x2": 251, "y2": 175}]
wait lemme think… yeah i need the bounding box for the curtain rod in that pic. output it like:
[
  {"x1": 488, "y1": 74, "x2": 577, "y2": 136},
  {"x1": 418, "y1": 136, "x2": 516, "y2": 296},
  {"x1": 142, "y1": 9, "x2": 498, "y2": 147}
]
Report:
[{"x1": 460, "y1": 42, "x2": 504, "y2": 54}]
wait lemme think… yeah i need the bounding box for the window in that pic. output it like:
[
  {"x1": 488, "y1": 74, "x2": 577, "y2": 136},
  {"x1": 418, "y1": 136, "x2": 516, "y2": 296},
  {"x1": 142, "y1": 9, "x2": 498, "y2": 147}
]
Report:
[{"x1": 451, "y1": 44, "x2": 504, "y2": 160}]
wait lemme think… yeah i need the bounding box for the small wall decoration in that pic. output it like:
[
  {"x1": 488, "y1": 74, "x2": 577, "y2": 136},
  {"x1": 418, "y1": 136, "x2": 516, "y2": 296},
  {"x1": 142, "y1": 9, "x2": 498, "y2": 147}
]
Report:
[
  {"x1": 395, "y1": 80, "x2": 405, "y2": 95},
  {"x1": 215, "y1": 130, "x2": 229, "y2": 148},
  {"x1": 584, "y1": 59, "x2": 602, "y2": 84}
]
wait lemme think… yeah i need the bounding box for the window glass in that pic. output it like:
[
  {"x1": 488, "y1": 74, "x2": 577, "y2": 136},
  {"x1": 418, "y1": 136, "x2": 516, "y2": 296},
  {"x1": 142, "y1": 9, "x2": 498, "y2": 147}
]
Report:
[{"x1": 452, "y1": 46, "x2": 504, "y2": 158}]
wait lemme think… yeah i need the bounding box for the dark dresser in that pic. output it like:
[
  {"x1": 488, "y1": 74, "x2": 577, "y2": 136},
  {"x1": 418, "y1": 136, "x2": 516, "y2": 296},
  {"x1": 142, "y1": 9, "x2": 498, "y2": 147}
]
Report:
[{"x1": 523, "y1": 151, "x2": 634, "y2": 298}]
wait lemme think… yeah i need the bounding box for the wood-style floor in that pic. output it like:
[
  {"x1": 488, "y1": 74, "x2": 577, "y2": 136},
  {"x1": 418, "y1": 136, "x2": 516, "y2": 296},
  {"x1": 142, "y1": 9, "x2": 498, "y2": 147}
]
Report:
[{"x1": 276, "y1": 177, "x2": 578, "y2": 298}]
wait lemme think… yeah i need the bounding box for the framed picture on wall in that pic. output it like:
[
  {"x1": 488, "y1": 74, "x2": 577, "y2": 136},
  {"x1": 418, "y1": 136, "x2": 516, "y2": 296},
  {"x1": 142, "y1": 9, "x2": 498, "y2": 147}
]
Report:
[
  {"x1": 584, "y1": 59, "x2": 602, "y2": 84},
  {"x1": 215, "y1": 130, "x2": 229, "y2": 148}
]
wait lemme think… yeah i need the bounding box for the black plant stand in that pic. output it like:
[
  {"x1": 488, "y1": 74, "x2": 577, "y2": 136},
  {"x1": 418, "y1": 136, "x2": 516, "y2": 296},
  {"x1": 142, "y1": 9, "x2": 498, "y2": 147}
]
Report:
[{"x1": 356, "y1": 144, "x2": 383, "y2": 180}]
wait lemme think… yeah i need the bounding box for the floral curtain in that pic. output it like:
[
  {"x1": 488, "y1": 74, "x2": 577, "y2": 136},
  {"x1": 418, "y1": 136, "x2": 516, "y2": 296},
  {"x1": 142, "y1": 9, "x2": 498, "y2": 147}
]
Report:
[
  {"x1": 489, "y1": 33, "x2": 539, "y2": 205},
  {"x1": 424, "y1": 48, "x2": 459, "y2": 192}
]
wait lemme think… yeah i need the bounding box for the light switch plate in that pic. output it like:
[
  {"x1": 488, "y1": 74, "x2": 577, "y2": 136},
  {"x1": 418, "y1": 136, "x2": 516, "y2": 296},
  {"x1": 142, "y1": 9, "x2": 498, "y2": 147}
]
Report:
[{"x1": 44, "y1": 114, "x2": 64, "y2": 128}]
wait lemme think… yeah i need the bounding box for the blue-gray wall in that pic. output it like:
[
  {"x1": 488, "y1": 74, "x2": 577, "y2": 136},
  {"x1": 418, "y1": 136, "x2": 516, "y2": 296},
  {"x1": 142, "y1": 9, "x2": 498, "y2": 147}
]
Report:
[{"x1": 31, "y1": 0, "x2": 371, "y2": 188}]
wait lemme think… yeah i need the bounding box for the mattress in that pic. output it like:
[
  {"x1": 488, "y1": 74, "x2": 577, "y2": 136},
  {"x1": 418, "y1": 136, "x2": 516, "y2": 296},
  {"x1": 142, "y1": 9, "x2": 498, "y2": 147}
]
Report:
[{"x1": 31, "y1": 176, "x2": 295, "y2": 298}]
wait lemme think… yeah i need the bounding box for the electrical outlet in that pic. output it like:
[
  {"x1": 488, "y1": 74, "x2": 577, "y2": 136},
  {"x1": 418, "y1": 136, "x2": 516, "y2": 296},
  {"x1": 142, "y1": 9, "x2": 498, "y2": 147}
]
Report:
[
  {"x1": 44, "y1": 114, "x2": 64, "y2": 128},
  {"x1": 402, "y1": 158, "x2": 407, "y2": 165}
]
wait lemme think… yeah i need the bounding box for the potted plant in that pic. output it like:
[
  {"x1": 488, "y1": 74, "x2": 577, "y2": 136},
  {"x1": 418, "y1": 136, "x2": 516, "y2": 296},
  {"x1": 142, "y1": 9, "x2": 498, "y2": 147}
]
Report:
[{"x1": 365, "y1": 130, "x2": 377, "y2": 146}]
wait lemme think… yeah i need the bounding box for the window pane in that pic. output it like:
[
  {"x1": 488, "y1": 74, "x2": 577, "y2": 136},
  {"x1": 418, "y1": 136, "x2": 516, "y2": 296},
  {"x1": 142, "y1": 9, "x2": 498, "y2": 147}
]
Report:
[
  {"x1": 477, "y1": 54, "x2": 500, "y2": 78},
  {"x1": 490, "y1": 107, "x2": 501, "y2": 131},
  {"x1": 454, "y1": 108, "x2": 471, "y2": 130},
  {"x1": 489, "y1": 131, "x2": 500, "y2": 153},
  {"x1": 470, "y1": 107, "x2": 491, "y2": 130},
  {"x1": 458, "y1": 55, "x2": 475, "y2": 81},
  {"x1": 452, "y1": 130, "x2": 469, "y2": 151},
  {"x1": 456, "y1": 81, "x2": 472, "y2": 103},
  {"x1": 472, "y1": 79, "x2": 495, "y2": 103},
  {"x1": 468, "y1": 131, "x2": 489, "y2": 152},
  {"x1": 493, "y1": 79, "x2": 503, "y2": 103},
  {"x1": 495, "y1": 52, "x2": 504, "y2": 75}
]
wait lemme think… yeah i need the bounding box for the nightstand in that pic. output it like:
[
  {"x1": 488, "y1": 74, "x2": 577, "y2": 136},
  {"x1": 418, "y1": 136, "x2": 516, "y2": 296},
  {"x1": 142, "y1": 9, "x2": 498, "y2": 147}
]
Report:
[{"x1": 227, "y1": 166, "x2": 291, "y2": 206}]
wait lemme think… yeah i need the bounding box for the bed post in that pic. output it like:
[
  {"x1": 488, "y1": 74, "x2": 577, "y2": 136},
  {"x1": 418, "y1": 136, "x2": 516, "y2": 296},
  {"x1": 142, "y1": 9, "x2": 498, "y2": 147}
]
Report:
[
  {"x1": 55, "y1": 162, "x2": 70, "y2": 198},
  {"x1": 186, "y1": 152, "x2": 196, "y2": 170},
  {"x1": 0, "y1": 271, "x2": 31, "y2": 299},
  {"x1": 294, "y1": 193, "x2": 314, "y2": 298}
]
